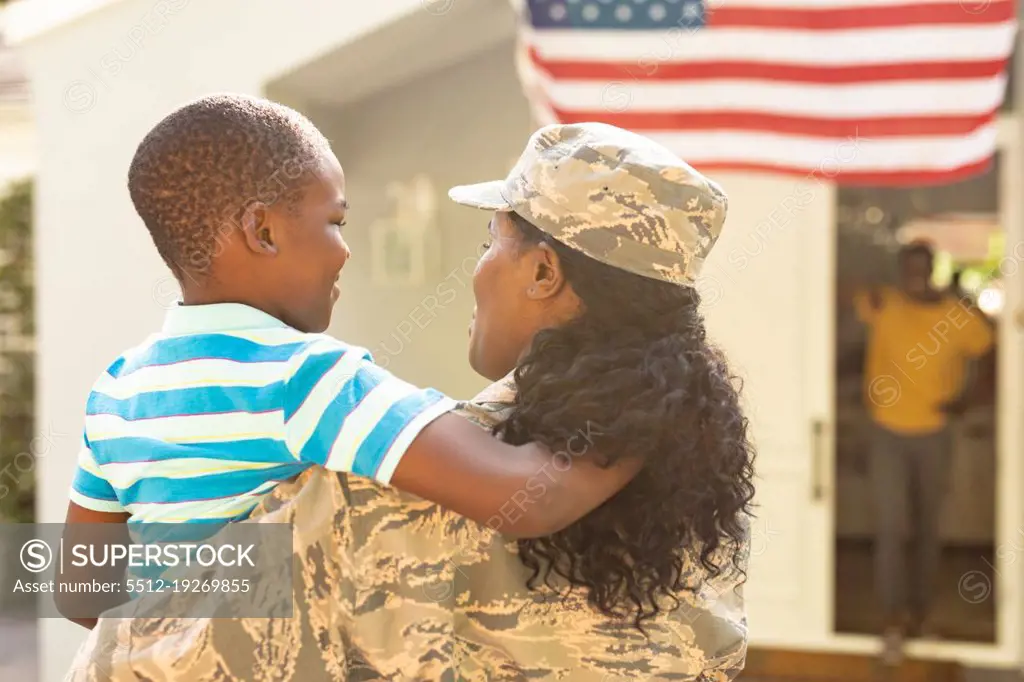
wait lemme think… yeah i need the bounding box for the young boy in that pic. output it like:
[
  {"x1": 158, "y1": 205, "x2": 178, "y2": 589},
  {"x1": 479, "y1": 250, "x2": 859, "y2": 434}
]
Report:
[{"x1": 65, "y1": 94, "x2": 639, "y2": 544}]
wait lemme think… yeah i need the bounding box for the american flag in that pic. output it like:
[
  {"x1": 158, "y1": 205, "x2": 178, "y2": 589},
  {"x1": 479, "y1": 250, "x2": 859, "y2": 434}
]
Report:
[{"x1": 515, "y1": 0, "x2": 1018, "y2": 185}]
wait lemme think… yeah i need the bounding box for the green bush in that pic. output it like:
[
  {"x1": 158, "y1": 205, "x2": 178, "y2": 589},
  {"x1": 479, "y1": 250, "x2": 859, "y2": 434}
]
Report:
[{"x1": 0, "y1": 178, "x2": 35, "y2": 522}]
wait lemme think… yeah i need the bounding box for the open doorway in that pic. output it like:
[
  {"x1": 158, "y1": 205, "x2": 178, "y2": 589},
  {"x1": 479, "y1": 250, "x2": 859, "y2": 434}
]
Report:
[{"x1": 832, "y1": 158, "x2": 1003, "y2": 644}]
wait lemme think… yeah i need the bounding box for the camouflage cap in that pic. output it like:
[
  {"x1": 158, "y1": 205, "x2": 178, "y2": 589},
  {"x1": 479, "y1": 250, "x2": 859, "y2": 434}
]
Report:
[{"x1": 448, "y1": 122, "x2": 728, "y2": 285}]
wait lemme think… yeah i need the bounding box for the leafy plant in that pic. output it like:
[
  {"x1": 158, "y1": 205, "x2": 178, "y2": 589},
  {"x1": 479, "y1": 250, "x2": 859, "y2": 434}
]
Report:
[{"x1": 0, "y1": 178, "x2": 34, "y2": 522}]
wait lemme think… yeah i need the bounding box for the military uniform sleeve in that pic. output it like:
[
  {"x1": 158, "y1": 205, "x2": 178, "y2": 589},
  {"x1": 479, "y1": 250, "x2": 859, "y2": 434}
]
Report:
[{"x1": 698, "y1": 518, "x2": 751, "y2": 681}]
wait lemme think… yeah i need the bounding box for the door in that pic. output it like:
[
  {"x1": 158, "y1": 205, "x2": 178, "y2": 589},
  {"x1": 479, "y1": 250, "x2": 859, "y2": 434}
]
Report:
[
  {"x1": 697, "y1": 117, "x2": 1023, "y2": 663},
  {"x1": 827, "y1": 114, "x2": 1024, "y2": 665}
]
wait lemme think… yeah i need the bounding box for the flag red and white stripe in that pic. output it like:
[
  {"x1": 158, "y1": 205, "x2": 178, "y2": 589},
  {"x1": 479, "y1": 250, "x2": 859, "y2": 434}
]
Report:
[{"x1": 516, "y1": 0, "x2": 1018, "y2": 185}]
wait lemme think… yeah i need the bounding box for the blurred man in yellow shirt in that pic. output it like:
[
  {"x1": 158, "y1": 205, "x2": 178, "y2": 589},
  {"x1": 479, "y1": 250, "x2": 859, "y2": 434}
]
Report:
[{"x1": 854, "y1": 241, "x2": 993, "y2": 657}]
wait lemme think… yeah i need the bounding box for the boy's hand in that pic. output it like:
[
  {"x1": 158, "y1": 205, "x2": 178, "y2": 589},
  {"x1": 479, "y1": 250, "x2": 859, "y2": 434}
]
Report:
[{"x1": 391, "y1": 413, "x2": 641, "y2": 538}]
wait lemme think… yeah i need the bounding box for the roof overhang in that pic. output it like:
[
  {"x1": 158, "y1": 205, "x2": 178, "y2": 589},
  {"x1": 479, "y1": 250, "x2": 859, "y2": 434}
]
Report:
[
  {"x1": 267, "y1": 0, "x2": 518, "y2": 110},
  {"x1": 1, "y1": 0, "x2": 127, "y2": 46}
]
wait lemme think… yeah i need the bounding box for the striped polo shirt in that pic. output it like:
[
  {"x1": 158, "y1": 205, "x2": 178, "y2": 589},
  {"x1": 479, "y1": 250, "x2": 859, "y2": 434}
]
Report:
[{"x1": 70, "y1": 302, "x2": 456, "y2": 524}]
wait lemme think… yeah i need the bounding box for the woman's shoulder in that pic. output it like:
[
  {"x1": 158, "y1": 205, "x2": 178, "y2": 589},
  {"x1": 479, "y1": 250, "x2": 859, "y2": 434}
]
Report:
[
  {"x1": 455, "y1": 373, "x2": 518, "y2": 429},
  {"x1": 470, "y1": 372, "x2": 518, "y2": 404},
  {"x1": 455, "y1": 399, "x2": 513, "y2": 430}
]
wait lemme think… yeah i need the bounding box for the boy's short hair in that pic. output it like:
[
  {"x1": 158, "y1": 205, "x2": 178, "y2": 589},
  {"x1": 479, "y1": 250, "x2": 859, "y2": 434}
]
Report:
[{"x1": 128, "y1": 93, "x2": 332, "y2": 280}]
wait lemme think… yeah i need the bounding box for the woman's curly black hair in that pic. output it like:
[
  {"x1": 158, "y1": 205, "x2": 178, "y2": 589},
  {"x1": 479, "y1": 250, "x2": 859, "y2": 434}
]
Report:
[{"x1": 495, "y1": 212, "x2": 757, "y2": 630}]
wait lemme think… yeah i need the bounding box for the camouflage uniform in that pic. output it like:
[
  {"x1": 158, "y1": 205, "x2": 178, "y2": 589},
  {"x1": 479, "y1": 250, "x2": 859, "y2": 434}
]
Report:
[{"x1": 65, "y1": 123, "x2": 747, "y2": 681}]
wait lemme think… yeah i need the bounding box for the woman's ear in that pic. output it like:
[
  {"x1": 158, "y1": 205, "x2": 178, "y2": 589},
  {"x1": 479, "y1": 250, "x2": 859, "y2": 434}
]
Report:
[{"x1": 526, "y1": 242, "x2": 566, "y2": 300}]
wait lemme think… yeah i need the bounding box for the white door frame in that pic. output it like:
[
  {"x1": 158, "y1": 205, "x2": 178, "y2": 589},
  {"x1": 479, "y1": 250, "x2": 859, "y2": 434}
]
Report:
[{"x1": 816, "y1": 113, "x2": 1024, "y2": 670}]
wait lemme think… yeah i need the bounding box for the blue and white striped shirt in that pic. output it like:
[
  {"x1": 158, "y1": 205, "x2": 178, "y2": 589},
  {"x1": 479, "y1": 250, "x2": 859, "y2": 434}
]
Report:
[{"x1": 70, "y1": 303, "x2": 456, "y2": 524}]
